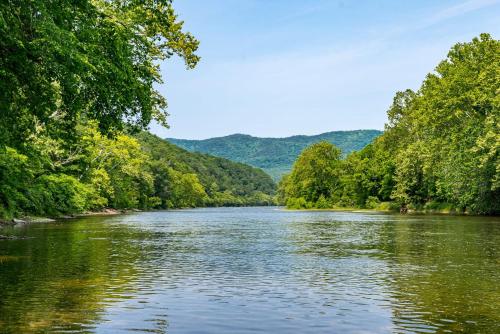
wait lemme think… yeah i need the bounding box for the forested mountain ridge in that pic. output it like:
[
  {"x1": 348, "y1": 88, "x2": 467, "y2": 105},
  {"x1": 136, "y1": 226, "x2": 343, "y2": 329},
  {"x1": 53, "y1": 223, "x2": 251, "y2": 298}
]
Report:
[{"x1": 167, "y1": 130, "x2": 381, "y2": 180}]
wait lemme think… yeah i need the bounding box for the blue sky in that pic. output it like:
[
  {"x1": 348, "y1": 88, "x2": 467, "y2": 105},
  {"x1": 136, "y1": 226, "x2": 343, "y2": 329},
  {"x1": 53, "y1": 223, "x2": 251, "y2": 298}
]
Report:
[{"x1": 150, "y1": 0, "x2": 500, "y2": 139}]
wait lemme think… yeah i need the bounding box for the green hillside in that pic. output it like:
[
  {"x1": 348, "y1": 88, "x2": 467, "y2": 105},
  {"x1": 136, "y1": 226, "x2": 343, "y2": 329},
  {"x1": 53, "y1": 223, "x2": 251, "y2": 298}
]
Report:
[
  {"x1": 167, "y1": 130, "x2": 382, "y2": 180},
  {"x1": 137, "y1": 132, "x2": 277, "y2": 206},
  {"x1": 0, "y1": 125, "x2": 277, "y2": 219}
]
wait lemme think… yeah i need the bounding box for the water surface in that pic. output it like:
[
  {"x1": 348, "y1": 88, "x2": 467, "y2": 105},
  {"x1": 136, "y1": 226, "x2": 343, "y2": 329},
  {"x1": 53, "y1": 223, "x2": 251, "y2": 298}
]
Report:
[{"x1": 0, "y1": 207, "x2": 499, "y2": 333}]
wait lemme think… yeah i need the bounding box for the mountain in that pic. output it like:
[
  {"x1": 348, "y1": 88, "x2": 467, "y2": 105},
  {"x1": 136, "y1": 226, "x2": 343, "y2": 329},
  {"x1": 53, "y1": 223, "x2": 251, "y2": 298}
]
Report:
[
  {"x1": 167, "y1": 130, "x2": 382, "y2": 180},
  {"x1": 137, "y1": 132, "x2": 277, "y2": 206}
]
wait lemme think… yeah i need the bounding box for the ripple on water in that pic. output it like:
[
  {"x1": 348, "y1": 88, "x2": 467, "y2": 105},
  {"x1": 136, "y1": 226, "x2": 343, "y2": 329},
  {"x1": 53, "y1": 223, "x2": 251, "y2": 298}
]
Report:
[{"x1": 0, "y1": 207, "x2": 499, "y2": 333}]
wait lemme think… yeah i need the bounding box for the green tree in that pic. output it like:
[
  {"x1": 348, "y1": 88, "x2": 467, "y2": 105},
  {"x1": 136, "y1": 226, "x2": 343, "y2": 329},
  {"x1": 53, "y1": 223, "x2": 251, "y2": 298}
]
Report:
[
  {"x1": 0, "y1": 0, "x2": 199, "y2": 149},
  {"x1": 285, "y1": 141, "x2": 342, "y2": 205},
  {"x1": 389, "y1": 34, "x2": 499, "y2": 213},
  {"x1": 283, "y1": 34, "x2": 499, "y2": 215}
]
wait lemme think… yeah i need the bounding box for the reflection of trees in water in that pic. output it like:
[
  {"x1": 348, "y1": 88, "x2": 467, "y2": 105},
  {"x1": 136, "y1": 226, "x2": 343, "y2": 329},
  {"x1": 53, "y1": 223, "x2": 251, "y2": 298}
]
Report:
[
  {"x1": 288, "y1": 216, "x2": 500, "y2": 332},
  {"x1": 0, "y1": 216, "x2": 166, "y2": 333},
  {"x1": 1, "y1": 213, "x2": 498, "y2": 333},
  {"x1": 286, "y1": 218, "x2": 394, "y2": 302},
  {"x1": 379, "y1": 217, "x2": 500, "y2": 333}
]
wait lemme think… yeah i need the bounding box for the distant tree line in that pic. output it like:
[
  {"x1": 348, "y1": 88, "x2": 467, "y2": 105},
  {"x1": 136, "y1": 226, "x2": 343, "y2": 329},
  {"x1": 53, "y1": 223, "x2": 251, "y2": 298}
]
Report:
[
  {"x1": 168, "y1": 130, "x2": 382, "y2": 181},
  {"x1": 279, "y1": 34, "x2": 499, "y2": 215}
]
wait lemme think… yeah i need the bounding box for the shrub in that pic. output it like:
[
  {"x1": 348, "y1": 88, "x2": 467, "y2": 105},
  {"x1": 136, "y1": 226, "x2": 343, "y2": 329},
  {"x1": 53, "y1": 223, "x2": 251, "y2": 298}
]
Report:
[
  {"x1": 376, "y1": 201, "x2": 399, "y2": 211},
  {"x1": 315, "y1": 195, "x2": 330, "y2": 209},
  {"x1": 30, "y1": 174, "x2": 91, "y2": 216},
  {"x1": 286, "y1": 197, "x2": 310, "y2": 209},
  {"x1": 365, "y1": 196, "x2": 381, "y2": 209},
  {"x1": 0, "y1": 147, "x2": 32, "y2": 216}
]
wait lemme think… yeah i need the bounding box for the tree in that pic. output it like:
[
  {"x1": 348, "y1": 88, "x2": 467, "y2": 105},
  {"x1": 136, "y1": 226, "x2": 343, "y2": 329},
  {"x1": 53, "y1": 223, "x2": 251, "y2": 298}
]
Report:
[
  {"x1": 341, "y1": 136, "x2": 394, "y2": 208},
  {"x1": 0, "y1": 0, "x2": 199, "y2": 149},
  {"x1": 285, "y1": 141, "x2": 342, "y2": 205},
  {"x1": 282, "y1": 34, "x2": 499, "y2": 214},
  {"x1": 389, "y1": 33, "x2": 499, "y2": 213}
]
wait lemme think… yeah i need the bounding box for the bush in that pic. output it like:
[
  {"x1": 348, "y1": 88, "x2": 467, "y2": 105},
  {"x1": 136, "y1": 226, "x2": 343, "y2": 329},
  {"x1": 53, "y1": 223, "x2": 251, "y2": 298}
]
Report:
[
  {"x1": 336, "y1": 195, "x2": 355, "y2": 208},
  {"x1": 286, "y1": 197, "x2": 311, "y2": 209},
  {"x1": 147, "y1": 196, "x2": 162, "y2": 208},
  {"x1": 423, "y1": 201, "x2": 456, "y2": 213},
  {"x1": 315, "y1": 195, "x2": 330, "y2": 209},
  {"x1": 0, "y1": 147, "x2": 33, "y2": 217},
  {"x1": 375, "y1": 201, "x2": 399, "y2": 211},
  {"x1": 29, "y1": 174, "x2": 91, "y2": 216},
  {"x1": 365, "y1": 196, "x2": 381, "y2": 209}
]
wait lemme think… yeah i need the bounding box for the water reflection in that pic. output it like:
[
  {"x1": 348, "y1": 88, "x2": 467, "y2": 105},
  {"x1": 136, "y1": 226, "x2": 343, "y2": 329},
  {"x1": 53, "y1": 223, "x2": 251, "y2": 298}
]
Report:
[
  {"x1": 0, "y1": 217, "x2": 152, "y2": 332},
  {"x1": 0, "y1": 208, "x2": 499, "y2": 333}
]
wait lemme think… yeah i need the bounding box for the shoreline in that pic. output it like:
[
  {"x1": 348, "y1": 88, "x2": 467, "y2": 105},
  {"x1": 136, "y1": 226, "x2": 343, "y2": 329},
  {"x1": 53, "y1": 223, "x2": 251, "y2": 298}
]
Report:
[
  {"x1": 2, "y1": 206, "x2": 497, "y2": 227},
  {"x1": 280, "y1": 207, "x2": 499, "y2": 216},
  {"x1": 0, "y1": 208, "x2": 128, "y2": 227}
]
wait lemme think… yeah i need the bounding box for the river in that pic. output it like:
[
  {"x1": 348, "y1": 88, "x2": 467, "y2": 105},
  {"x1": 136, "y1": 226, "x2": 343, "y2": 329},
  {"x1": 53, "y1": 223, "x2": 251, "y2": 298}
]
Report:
[{"x1": 0, "y1": 207, "x2": 498, "y2": 333}]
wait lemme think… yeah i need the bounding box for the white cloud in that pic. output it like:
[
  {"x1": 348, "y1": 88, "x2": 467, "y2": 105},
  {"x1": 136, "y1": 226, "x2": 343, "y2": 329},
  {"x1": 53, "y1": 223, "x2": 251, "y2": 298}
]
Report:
[{"x1": 429, "y1": 0, "x2": 500, "y2": 24}]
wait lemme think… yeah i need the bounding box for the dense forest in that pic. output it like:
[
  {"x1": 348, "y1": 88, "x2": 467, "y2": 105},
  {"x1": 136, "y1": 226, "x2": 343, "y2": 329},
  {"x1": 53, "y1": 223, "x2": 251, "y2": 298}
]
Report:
[
  {"x1": 280, "y1": 34, "x2": 499, "y2": 215},
  {"x1": 138, "y1": 132, "x2": 276, "y2": 207},
  {"x1": 0, "y1": 121, "x2": 276, "y2": 219},
  {"x1": 168, "y1": 130, "x2": 381, "y2": 180},
  {"x1": 1, "y1": 0, "x2": 497, "y2": 218},
  {"x1": 0, "y1": 0, "x2": 275, "y2": 220}
]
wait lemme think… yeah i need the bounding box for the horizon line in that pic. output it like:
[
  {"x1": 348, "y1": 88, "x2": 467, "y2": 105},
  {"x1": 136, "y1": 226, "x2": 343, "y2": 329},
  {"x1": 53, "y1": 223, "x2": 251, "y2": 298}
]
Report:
[{"x1": 163, "y1": 128, "x2": 384, "y2": 141}]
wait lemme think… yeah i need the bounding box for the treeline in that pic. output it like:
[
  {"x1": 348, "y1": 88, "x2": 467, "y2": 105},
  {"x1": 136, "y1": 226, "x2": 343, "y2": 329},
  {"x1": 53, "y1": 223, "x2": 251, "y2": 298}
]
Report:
[
  {"x1": 279, "y1": 34, "x2": 499, "y2": 215},
  {"x1": 0, "y1": 1, "x2": 276, "y2": 219},
  {"x1": 0, "y1": 123, "x2": 276, "y2": 218}
]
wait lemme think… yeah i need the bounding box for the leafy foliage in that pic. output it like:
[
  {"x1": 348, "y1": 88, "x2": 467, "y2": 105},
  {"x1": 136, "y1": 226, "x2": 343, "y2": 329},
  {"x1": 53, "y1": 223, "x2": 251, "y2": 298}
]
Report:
[
  {"x1": 284, "y1": 142, "x2": 342, "y2": 204},
  {"x1": 137, "y1": 132, "x2": 277, "y2": 207},
  {"x1": 0, "y1": 122, "x2": 276, "y2": 218},
  {"x1": 0, "y1": 0, "x2": 279, "y2": 219},
  {"x1": 0, "y1": 0, "x2": 199, "y2": 149},
  {"x1": 281, "y1": 34, "x2": 499, "y2": 215}
]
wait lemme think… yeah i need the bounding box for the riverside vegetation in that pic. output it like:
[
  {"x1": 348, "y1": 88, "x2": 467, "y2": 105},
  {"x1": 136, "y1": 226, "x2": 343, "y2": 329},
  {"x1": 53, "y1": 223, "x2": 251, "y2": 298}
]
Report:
[
  {"x1": 0, "y1": 0, "x2": 275, "y2": 220},
  {"x1": 0, "y1": 2, "x2": 498, "y2": 333},
  {"x1": 0, "y1": 120, "x2": 277, "y2": 220},
  {"x1": 279, "y1": 34, "x2": 499, "y2": 215}
]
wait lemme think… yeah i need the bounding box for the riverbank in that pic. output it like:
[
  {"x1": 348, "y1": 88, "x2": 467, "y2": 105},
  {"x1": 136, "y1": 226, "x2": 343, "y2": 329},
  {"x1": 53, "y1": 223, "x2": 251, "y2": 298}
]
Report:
[
  {"x1": 0, "y1": 208, "x2": 127, "y2": 227},
  {"x1": 282, "y1": 205, "x2": 482, "y2": 216}
]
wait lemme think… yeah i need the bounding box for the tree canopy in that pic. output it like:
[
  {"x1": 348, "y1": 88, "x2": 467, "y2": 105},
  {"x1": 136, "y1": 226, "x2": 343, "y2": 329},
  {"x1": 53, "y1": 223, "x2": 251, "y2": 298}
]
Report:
[
  {"x1": 0, "y1": 0, "x2": 199, "y2": 148},
  {"x1": 282, "y1": 142, "x2": 342, "y2": 207},
  {"x1": 281, "y1": 34, "x2": 499, "y2": 215},
  {"x1": 0, "y1": 122, "x2": 277, "y2": 218}
]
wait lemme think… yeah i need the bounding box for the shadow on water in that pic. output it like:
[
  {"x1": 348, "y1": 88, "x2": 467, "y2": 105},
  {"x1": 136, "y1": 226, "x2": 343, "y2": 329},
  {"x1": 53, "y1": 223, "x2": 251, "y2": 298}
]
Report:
[
  {"x1": 0, "y1": 216, "x2": 159, "y2": 333},
  {"x1": 0, "y1": 208, "x2": 499, "y2": 333}
]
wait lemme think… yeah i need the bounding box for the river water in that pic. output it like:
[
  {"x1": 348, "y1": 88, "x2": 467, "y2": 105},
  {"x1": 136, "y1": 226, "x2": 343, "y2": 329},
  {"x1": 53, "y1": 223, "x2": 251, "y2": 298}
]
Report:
[{"x1": 0, "y1": 207, "x2": 499, "y2": 333}]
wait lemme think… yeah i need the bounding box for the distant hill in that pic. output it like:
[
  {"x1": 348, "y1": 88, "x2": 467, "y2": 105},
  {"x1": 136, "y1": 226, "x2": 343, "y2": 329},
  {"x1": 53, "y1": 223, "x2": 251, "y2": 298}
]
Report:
[
  {"x1": 167, "y1": 130, "x2": 382, "y2": 180},
  {"x1": 137, "y1": 132, "x2": 277, "y2": 206}
]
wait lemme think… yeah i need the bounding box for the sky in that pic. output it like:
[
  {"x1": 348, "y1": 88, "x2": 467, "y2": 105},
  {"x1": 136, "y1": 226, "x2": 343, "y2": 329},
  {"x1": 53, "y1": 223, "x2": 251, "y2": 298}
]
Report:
[{"x1": 150, "y1": 0, "x2": 500, "y2": 139}]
